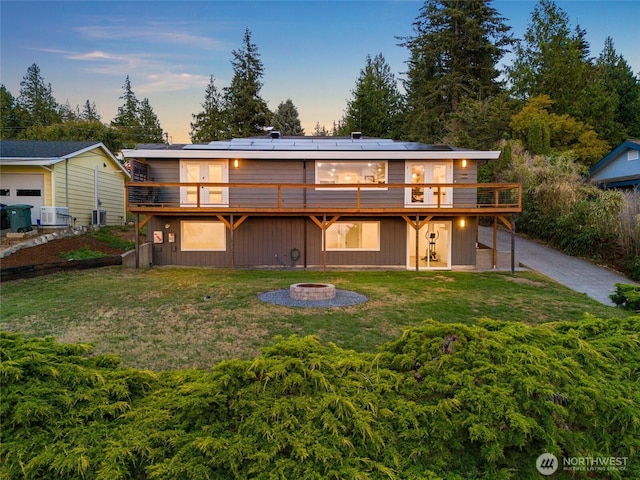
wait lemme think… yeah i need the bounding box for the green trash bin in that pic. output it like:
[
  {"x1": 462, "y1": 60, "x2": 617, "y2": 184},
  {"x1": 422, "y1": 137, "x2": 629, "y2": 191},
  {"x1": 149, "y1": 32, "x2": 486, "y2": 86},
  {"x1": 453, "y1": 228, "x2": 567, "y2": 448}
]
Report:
[{"x1": 7, "y1": 204, "x2": 34, "y2": 233}]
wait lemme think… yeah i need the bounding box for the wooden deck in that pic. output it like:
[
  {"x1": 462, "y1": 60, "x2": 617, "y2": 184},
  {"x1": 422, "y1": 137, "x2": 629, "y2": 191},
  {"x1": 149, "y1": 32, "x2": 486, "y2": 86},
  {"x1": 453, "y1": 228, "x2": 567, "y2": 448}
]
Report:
[{"x1": 126, "y1": 182, "x2": 522, "y2": 216}]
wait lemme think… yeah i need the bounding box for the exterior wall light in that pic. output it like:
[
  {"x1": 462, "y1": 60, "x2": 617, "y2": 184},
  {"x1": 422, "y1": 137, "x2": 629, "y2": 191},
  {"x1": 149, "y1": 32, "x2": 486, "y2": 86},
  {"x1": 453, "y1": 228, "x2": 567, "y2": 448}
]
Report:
[
  {"x1": 459, "y1": 218, "x2": 466, "y2": 228},
  {"x1": 461, "y1": 159, "x2": 467, "y2": 168},
  {"x1": 233, "y1": 159, "x2": 239, "y2": 168}
]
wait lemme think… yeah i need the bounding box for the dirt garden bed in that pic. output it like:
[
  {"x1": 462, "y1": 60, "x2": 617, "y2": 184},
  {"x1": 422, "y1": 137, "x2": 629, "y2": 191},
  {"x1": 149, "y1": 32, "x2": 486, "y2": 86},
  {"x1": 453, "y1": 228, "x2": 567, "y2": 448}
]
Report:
[{"x1": 0, "y1": 226, "x2": 139, "y2": 278}]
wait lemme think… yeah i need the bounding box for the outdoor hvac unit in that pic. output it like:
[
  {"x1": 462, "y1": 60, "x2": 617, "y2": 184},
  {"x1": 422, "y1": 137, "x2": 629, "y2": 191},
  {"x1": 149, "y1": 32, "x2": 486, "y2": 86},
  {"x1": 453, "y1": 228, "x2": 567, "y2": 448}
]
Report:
[
  {"x1": 40, "y1": 206, "x2": 71, "y2": 227},
  {"x1": 92, "y1": 209, "x2": 107, "y2": 225}
]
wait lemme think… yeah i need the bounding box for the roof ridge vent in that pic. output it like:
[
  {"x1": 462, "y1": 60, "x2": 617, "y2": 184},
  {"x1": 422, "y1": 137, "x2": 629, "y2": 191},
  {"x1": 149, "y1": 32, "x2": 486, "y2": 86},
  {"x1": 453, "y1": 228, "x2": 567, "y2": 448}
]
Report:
[
  {"x1": 270, "y1": 131, "x2": 281, "y2": 139},
  {"x1": 351, "y1": 132, "x2": 362, "y2": 140}
]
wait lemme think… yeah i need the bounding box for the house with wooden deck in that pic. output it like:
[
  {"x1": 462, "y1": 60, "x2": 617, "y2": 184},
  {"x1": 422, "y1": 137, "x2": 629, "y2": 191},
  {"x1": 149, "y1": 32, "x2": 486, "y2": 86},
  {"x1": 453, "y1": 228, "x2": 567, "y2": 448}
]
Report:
[
  {"x1": 589, "y1": 139, "x2": 640, "y2": 191},
  {"x1": 123, "y1": 135, "x2": 521, "y2": 270},
  {"x1": 0, "y1": 140, "x2": 129, "y2": 227}
]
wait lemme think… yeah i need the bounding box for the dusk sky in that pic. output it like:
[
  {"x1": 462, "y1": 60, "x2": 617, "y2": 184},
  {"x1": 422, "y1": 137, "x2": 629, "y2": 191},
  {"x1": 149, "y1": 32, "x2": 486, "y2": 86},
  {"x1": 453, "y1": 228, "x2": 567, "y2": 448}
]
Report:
[{"x1": 1, "y1": 0, "x2": 639, "y2": 144}]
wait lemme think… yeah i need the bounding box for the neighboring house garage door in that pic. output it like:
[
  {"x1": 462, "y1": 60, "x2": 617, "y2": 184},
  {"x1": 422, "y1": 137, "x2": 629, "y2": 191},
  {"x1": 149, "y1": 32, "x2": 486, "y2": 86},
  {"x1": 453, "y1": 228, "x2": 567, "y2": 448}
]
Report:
[{"x1": 1, "y1": 173, "x2": 44, "y2": 224}]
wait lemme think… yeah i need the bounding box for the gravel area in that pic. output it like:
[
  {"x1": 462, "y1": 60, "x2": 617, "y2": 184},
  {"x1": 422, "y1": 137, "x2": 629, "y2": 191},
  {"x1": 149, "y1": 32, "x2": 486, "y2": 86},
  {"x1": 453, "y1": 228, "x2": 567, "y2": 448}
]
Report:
[{"x1": 258, "y1": 289, "x2": 368, "y2": 308}]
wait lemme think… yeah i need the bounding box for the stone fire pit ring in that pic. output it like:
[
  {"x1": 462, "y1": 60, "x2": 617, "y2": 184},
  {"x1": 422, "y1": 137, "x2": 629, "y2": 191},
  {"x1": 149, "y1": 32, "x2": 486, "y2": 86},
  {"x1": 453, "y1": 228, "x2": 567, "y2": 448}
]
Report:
[
  {"x1": 290, "y1": 283, "x2": 336, "y2": 301},
  {"x1": 258, "y1": 283, "x2": 368, "y2": 308}
]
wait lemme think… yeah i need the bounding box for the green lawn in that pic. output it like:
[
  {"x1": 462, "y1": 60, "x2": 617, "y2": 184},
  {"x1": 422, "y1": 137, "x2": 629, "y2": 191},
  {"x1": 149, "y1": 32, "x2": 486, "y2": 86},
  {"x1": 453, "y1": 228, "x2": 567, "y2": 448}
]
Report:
[{"x1": 1, "y1": 266, "x2": 631, "y2": 371}]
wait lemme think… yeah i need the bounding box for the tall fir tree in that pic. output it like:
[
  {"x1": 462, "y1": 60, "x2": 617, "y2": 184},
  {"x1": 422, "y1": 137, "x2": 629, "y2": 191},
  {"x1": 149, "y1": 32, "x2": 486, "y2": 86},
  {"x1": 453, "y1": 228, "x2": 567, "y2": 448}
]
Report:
[
  {"x1": 138, "y1": 98, "x2": 164, "y2": 143},
  {"x1": 595, "y1": 37, "x2": 640, "y2": 143},
  {"x1": 81, "y1": 100, "x2": 101, "y2": 122},
  {"x1": 271, "y1": 99, "x2": 304, "y2": 136},
  {"x1": 400, "y1": 0, "x2": 513, "y2": 143},
  {"x1": 190, "y1": 76, "x2": 229, "y2": 142},
  {"x1": 339, "y1": 53, "x2": 403, "y2": 138},
  {"x1": 505, "y1": 0, "x2": 596, "y2": 121},
  {"x1": 18, "y1": 63, "x2": 61, "y2": 127},
  {"x1": 112, "y1": 76, "x2": 139, "y2": 127},
  {"x1": 225, "y1": 28, "x2": 271, "y2": 137},
  {"x1": 0, "y1": 85, "x2": 26, "y2": 139}
]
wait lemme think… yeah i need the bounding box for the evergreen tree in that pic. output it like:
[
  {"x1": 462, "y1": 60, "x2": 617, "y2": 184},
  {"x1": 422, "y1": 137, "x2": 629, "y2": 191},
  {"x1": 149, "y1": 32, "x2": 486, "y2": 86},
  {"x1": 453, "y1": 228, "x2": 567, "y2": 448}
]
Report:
[
  {"x1": 339, "y1": 53, "x2": 403, "y2": 138},
  {"x1": 312, "y1": 122, "x2": 329, "y2": 136},
  {"x1": 81, "y1": 100, "x2": 101, "y2": 122},
  {"x1": 17, "y1": 63, "x2": 61, "y2": 127},
  {"x1": 400, "y1": 0, "x2": 514, "y2": 143},
  {"x1": 225, "y1": 28, "x2": 271, "y2": 137},
  {"x1": 190, "y1": 76, "x2": 229, "y2": 142},
  {"x1": 0, "y1": 85, "x2": 26, "y2": 139},
  {"x1": 111, "y1": 75, "x2": 141, "y2": 142},
  {"x1": 138, "y1": 98, "x2": 164, "y2": 143},
  {"x1": 505, "y1": 0, "x2": 595, "y2": 121},
  {"x1": 596, "y1": 37, "x2": 640, "y2": 143},
  {"x1": 59, "y1": 100, "x2": 78, "y2": 123},
  {"x1": 443, "y1": 94, "x2": 516, "y2": 150},
  {"x1": 21, "y1": 121, "x2": 123, "y2": 153},
  {"x1": 271, "y1": 99, "x2": 304, "y2": 136}
]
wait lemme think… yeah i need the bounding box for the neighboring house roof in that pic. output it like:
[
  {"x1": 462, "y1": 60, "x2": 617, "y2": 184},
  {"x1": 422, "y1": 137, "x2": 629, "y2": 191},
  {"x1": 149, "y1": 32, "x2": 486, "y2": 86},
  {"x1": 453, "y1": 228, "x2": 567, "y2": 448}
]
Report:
[
  {"x1": 589, "y1": 139, "x2": 640, "y2": 188},
  {"x1": 0, "y1": 140, "x2": 130, "y2": 177},
  {"x1": 124, "y1": 137, "x2": 501, "y2": 161}
]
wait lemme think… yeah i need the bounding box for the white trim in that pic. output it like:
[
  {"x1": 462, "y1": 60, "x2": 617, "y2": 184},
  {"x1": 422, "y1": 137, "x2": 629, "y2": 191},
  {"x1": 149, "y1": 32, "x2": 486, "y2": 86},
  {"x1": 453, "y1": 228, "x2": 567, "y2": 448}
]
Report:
[
  {"x1": 179, "y1": 160, "x2": 229, "y2": 206},
  {"x1": 123, "y1": 149, "x2": 500, "y2": 161},
  {"x1": 406, "y1": 221, "x2": 452, "y2": 270}
]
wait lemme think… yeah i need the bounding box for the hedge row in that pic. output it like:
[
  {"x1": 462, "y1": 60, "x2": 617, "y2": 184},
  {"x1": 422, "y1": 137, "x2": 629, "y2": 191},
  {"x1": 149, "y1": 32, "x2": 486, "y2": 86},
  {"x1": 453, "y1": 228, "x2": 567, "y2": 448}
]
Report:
[{"x1": 2, "y1": 315, "x2": 639, "y2": 479}]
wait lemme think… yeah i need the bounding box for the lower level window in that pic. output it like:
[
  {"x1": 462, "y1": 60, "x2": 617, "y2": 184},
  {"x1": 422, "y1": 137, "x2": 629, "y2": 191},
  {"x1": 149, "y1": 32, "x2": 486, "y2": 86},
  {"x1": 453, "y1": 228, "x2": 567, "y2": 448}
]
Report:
[
  {"x1": 325, "y1": 221, "x2": 380, "y2": 251},
  {"x1": 181, "y1": 221, "x2": 226, "y2": 251}
]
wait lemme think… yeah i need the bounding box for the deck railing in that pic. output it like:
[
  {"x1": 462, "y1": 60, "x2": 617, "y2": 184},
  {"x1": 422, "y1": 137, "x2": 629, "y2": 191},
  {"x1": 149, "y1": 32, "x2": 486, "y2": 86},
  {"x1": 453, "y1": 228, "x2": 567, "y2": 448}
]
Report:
[{"x1": 126, "y1": 182, "x2": 521, "y2": 213}]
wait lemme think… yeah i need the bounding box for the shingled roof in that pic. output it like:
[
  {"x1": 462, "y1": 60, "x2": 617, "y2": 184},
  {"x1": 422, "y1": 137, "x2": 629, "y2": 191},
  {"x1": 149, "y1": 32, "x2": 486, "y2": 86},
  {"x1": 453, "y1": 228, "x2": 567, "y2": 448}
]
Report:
[{"x1": 0, "y1": 140, "x2": 99, "y2": 158}]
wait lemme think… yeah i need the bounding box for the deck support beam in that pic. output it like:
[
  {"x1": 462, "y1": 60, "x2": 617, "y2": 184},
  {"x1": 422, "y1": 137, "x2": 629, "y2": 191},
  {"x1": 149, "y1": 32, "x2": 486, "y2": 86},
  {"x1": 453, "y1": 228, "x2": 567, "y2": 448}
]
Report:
[{"x1": 402, "y1": 215, "x2": 433, "y2": 271}]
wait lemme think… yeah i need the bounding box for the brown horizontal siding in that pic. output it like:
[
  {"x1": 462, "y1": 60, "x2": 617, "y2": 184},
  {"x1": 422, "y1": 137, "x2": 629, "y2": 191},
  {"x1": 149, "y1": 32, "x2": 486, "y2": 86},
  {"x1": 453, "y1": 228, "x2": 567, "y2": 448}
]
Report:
[
  {"x1": 144, "y1": 214, "x2": 486, "y2": 268},
  {"x1": 230, "y1": 160, "x2": 305, "y2": 208},
  {"x1": 304, "y1": 216, "x2": 406, "y2": 267}
]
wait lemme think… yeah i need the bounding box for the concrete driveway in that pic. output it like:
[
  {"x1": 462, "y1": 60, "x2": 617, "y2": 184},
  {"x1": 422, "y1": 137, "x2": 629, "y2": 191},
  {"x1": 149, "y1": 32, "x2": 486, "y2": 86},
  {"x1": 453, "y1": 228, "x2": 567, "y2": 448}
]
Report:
[{"x1": 478, "y1": 226, "x2": 639, "y2": 306}]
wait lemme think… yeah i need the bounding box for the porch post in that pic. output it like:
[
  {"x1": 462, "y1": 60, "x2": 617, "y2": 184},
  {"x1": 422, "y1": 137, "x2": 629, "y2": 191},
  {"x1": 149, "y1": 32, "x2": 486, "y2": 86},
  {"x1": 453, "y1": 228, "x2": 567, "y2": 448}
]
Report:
[
  {"x1": 134, "y1": 213, "x2": 140, "y2": 269},
  {"x1": 230, "y1": 214, "x2": 235, "y2": 269},
  {"x1": 493, "y1": 216, "x2": 498, "y2": 269},
  {"x1": 511, "y1": 214, "x2": 515, "y2": 274},
  {"x1": 322, "y1": 213, "x2": 327, "y2": 273},
  {"x1": 415, "y1": 214, "x2": 420, "y2": 272}
]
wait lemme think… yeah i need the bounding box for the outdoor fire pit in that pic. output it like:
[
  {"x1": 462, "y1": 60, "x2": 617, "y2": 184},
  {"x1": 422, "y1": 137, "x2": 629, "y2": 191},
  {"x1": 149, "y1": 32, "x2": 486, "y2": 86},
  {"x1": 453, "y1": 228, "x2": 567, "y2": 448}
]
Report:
[{"x1": 290, "y1": 283, "x2": 336, "y2": 301}]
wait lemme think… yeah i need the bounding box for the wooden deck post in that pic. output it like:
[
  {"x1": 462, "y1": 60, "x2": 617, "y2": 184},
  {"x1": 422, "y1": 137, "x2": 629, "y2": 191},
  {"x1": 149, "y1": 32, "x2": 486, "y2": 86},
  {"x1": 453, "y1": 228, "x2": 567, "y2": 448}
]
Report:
[
  {"x1": 415, "y1": 214, "x2": 420, "y2": 272},
  {"x1": 230, "y1": 214, "x2": 235, "y2": 269},
  {"x1": 134, "y1": 213, "x2": 140, "y2": 269},
  {"x1": 493, "y1": 216, "x2": 498, "y2": 269},
  {"x1": 322, "y1": 213, "x2": 327, "y2": 273},
  {"x1": 511, "y1": 214, "x2": 515, "y2": 274}
]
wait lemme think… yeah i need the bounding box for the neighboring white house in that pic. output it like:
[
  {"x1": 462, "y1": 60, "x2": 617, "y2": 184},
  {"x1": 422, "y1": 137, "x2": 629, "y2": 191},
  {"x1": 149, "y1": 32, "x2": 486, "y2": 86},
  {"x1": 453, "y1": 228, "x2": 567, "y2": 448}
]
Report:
[
  {"x1": 0, "y1": 140, "x2": 130, "y2": 227},
  {"x1": 590, "y1": 139, "x2": 640, "y2": 191}
]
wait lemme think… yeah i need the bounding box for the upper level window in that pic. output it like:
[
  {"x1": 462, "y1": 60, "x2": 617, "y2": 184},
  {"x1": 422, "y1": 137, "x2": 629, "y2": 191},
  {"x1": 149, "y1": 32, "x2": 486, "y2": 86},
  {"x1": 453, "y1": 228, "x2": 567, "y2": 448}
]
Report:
[
  {"x1": 628, "y1": 150, "x2": 639, "y2": 161},
  {"x1": 316, "y1": 161, "x2": 387, "y2": 189}
]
